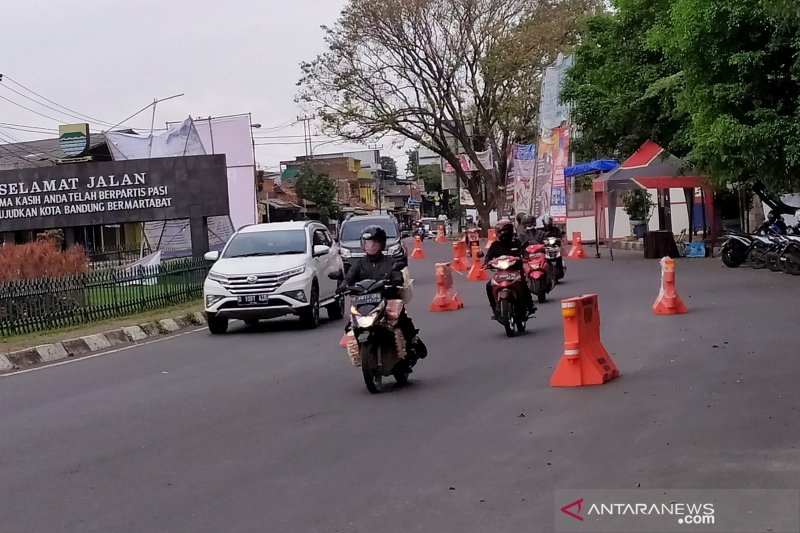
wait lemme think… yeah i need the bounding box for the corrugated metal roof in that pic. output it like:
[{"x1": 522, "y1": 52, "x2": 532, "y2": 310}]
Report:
[{"x1": 0, "y1": 135, "x2": 109, "y2": 170}]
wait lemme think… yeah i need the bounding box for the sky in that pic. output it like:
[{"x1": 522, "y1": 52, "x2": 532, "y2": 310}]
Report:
[{"x1": 0, "y1": 0, "x2": 410, "y2": 174}]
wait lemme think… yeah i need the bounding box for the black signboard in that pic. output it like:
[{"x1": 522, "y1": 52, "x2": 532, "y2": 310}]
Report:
[{"x1": 0, "y1": 154, "x2": 230, "y2": 232}]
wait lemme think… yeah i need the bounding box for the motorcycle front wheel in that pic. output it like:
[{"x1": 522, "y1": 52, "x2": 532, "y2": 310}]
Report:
[
  {"x1": 781, "y1": 250, "x2": 800, "y2": 276},
  {"x1": 720, "y1": 242, "x2": 746, "y2": 268},
  {"x1": 499, "y1": 299, "x2": 515, "y2": 337},
  {"x1": 361, "y1": 343, "x2": 383, "y2": 394}
]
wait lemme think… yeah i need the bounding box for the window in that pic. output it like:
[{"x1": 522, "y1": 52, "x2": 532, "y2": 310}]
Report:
[
  {"x1": 340, "y1": 219, "x2": 399, "y2": 241},
  {"x1": 313, "y1": 229, "x2": 331, "y2": 247},
  {"x1": 222, "y1": 229, "x2": 307, "y2": 258}
]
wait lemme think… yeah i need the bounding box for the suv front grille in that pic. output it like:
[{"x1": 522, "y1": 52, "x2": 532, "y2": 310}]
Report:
[{"x1": 221, "y1": 274, "x2": 284, "y2": 295}]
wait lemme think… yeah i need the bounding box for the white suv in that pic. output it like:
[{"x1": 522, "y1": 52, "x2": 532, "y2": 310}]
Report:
[{"x1": 203, "y1": 221, "x2": 345, "y2": 334}]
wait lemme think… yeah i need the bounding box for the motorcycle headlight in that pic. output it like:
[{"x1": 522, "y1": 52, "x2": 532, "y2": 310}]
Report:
[
  {"x1": 355, "y1": 313, "x2": 377, "y2": 328},
  {"x1": 340, "y1": 248, "x2": 352, "y2": 258},
  {"x1": 497, "y1": 259, "x2": 511, "y2": 270},
  {"x1": 547, "y1": 237, "x2": 557, "y2": 245}
]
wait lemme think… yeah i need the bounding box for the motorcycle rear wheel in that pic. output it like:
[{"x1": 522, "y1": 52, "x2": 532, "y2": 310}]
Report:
[
  {"x1": 361, "y1": 344, "x2": 383, "y2": 394},
  {"x1": 499, "y1": 299, "x2": 515, "y2": 337},
  {"x1": 720, "y1": 243, "x2": 746, "y2": 268},
  {"x1": 531, "y1": 278, "x2": 547, "y2": 303},
  {"x1": 782, "y1": 251, "x2": 800, "y2": 276}
]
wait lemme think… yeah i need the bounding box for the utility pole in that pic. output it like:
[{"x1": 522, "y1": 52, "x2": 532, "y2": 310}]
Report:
[{"x1": 297, "y1": 115, "x2": 314, "y2": 158}]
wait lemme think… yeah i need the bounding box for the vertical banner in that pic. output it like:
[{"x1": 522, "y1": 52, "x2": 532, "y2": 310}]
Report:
[
  {"x1": 509, "y1": 144, "x2": 537, "y2": 215},
  {"x1": 532, "y1": 132, "x2": 556, "y2": 218},
  {"x1": 550, "y1": 127, "x2": 570, "y2": 222}
]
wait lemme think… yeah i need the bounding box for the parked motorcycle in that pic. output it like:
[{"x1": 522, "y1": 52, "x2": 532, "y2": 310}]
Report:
[
  {"x1": 523, "y1": 243, "x2": 554, "y2": 303},
  {"x1": 720, "y1": 230, "x2": 775, "y2": 269},
  {"x1": 335, "y1": 276, "x2": 417, "y2": 394},
  {"x1": 544, "y1": 236, "x2": 566, "y2": 282},
  {"x1": 484, "y1": 254, "x2": 530, "y2": 337}
]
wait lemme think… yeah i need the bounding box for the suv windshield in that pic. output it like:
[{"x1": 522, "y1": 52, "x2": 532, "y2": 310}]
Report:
[
  {"x1": 223, "y1": 229, "x2": 307, "y2": 258},
  {"x1": 340, "y1": 219, "x2": 398, "y2": 241}
]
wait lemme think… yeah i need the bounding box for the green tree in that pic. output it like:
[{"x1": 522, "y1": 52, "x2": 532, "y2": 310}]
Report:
[
  {"x1": 298, "y1": 0, "x2": 600, "y2": 229},
  {"x1": 380, "y1": 156, "x2": 398, "y2": 179},
  {"x1": 561, "y1": 0, "x2": 689, "y2": 162},
  {"x1": 654, "y1": 0, "x2": 800, "y2": 192},
  {"x1": 294, "y1": 165, "x2": 341, "y2": 222},
  {"x1": 406, "y1": 149, "x2": 443, "y2": 193}
]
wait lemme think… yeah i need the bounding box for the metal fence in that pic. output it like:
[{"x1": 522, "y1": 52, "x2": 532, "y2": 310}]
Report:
[{"x1": 0, "y1": 258, "x2": 210, "y2": 338}]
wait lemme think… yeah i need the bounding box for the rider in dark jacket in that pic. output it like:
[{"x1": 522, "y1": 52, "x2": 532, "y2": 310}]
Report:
[
  {"x1": 341, "y1": 225, "x2": 426, "y2": 359},
  {"x1": 519, "y1": 215, "x2": 544, "y2": 246},
  {"x1": 483, "y1": 219, "x2": 534, "y2": 318},
  {"x1": 538, "y1": 214, "x2": 563, "y2": 242}
]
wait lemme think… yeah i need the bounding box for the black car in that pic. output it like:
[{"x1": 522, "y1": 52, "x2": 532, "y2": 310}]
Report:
[{"x1": 338, "y1": 214, "x2": 408, "y2": 272}]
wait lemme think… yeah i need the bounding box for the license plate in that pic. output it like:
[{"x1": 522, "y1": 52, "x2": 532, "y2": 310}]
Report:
[
  {"x1": 495, "y1": 273, "x2": 520, "y2": 282},
  {"x1": 238, "y1": 294, "x2": 269, "y2": 306},
  {"x1": 354, "y1": 293, "x2": 382, "y2": 304}
]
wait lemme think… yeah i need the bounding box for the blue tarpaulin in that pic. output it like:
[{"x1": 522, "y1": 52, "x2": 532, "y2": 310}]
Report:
[{"x1": 564, "y1": 159, "x2": 618, "y2": 178}]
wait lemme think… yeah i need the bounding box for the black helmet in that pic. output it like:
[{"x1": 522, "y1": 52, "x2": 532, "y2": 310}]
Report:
[
  {"x1": 360, "y1": 225, "x2": 387, "y2": 256},
  {"x1": 495, "y1": 219, "x2": 514, "y2": 242},
  {"x1": 515, "y1": 212, "x2": 526, "y2": 224},
  {"x1": 767, "y1": 211, "x2": 778, "y2": 223},
  {"x1": 541, "y1": 214, "x2": 554, "y2": 227},
  {"x1": 522, "y1": 215, "x2": 536, "y2": 229}
]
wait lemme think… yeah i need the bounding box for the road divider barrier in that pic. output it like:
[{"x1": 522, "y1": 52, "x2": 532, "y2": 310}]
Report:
[
  {"x1": 410, "y1": 236, "x2": 426, "y2": 259},
  {"x1": 451, "y1": 242, "x2": 469, "y2": 272},
  {"x1": 429, "y1": 263, "x2": 464, "y2": 312},
  {"x1": 652, "y1": 256, "x2": 688, "y2": 315},
  {"x1": 435, "y1": 226, "x2": 446, "y2": 243},
  {"x1": 485, "y1": 229, "x2": 496, "y2": 251},
  {"x1": 567, "y1": 232, "x2": 586, "y2": 259},
  {"x1": 467, "y1": 245, "x2": 488, "y2": 281},
  {"x1": 551, "y1": 294, "x2": 620, "y2": 387}
]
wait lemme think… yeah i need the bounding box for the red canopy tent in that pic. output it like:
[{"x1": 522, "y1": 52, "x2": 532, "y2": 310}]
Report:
[{"x1": 592, "y1": 141, "x2": 715, "y2": 257}]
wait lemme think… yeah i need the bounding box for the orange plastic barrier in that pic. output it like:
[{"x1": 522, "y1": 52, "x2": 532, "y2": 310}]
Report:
[
  {"x1": 467, "y1": 246, "x2": 488, "y2": 281},
  {"x1": 410, "y1": 235, "x2": 426, "y2": 259},
  {"x1": 567, "y1": 232, "x2": 586, "y2": 259},
  {"x1": 550, "y1": 294, "x2": 620, "y2": 387},
  {"x1": 451, "y1": 241, "x2": 469, "y2": 272},
  {"x1": 435, "y1": 226, "x2": 446, "y2": 243},
  {"x1": 485, "y1": 229, "x2": 496, "y2": 250},
  {"x1": 652, "y1": 257, "x2": 688, "y2": 315},
  {"x1": 429, "y1": 263, "x2": 464, "y2": 312}
]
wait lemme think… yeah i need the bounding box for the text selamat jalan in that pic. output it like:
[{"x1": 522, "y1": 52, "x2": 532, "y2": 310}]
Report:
[{"x1": 0, "y1": 173, "x2": 148, "y2": 197}]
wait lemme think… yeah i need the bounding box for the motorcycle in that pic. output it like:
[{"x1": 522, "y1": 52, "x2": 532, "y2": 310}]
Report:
[
  {"x1": 523, "y1": 243, "x2": 555, "y2": 303},
  {"x1": 544, "y1": 236, "x2": 565, "y2": 282},
  {"x1": 465, "y1": 227, "x2": 480, "y2": 256},
  {"x1": 334, "y1": 275, "x2": 416, "y2": 394},
  {"x1": 720, "y1": 229, "x2": 775, "y2": 268},
  {"x1": 484, "y1": 254, "x2": 530, "y2": 337}
]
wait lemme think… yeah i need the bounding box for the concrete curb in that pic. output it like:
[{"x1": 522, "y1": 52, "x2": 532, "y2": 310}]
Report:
[{"x1": 1, "y1": 311, "x2": 207, "y2": 374}]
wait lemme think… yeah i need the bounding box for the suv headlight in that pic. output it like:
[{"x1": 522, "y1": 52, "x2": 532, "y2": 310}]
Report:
[
  {"x1": 340, "y1": 248, "x2": 352, "y2": 258},
  {"x1": 387, "y1": 243, "x2": 402, "y2": 255},
  {"x1": 277, "y1": 265, "x2": 306, "y2": 283},
  {"x1": 207, "y1": 271, "x2": 228, "y2": 283}
]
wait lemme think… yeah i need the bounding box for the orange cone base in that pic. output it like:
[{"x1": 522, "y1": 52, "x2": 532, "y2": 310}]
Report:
[
  {"x1": 451, "y1": 258, "x2": 469, "y2": 272},
  {"x1": 550, "y1": 349, "x2": 620, "y2": 387},
  {"x1": 410, "y1": 249, "x2": 426, "y2": 259},
  {"x1": 467, "y1": 265, "x2": 488, "y2": 281},
  {"x1": 435, "y1": 235, "x2": 446, "y2": 243},
  {"x1": 652, "y1": 295, "x2": 688, "y2": 315},
  {"x1": 429, "y1": 293, "x2": 464, "y2": 312},
  {"x1": 568, "y1": 248, "x2": 586, "y2": 259}
]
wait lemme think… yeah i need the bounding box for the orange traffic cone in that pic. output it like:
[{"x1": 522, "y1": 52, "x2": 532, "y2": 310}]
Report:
[
  {"x1": 467, "y1": 246, "x2": 488, "y2": 281},
  {"x1": 567, "y1": 232, "x2": 586, "y2": 259},
  {"x1": 429, "y1": 263, "x2": 464, "y2": 312},
  {"x1": 435, "y1": 226, "x2": 446, "y2": 243},
  {"x1": 652, "y1": 257, "x2": 688, "y2": 315},
  {"x1": 551, "y1": 295, "x2": 620, "y2": 387},
  {"x1": 451, "y1": 241, "x2": 469, "y2": 272},
  {"x1": 410, "y1": 235, "x2": 426, "y2": 259},
  {"x1": 485, "y1": 229, "x2": 496, "y2": 251}
]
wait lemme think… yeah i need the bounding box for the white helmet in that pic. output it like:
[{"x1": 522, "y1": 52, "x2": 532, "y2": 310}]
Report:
[{"x1": 541, "y1": 214, "x2": 553, "y2": 226}]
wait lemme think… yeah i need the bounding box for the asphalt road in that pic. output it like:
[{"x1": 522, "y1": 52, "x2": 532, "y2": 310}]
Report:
[{"x1": 1, "y1": 241, "x2": 799, "y2": 532}]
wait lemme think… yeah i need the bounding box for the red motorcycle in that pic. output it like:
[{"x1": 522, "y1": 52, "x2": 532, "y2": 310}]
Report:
[
  {"x1": 523, "y1": 243, "x2": 555, "y2": 303},
  {"x1": 485, "y1": 255, "x2": 530, "y2": 337}
]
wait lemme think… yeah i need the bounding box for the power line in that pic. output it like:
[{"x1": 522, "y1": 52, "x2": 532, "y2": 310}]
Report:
[
  {"x1": 0, "y1": 73, "x2": 114, "y2": 126},
  {"x1": 0, "y1": 93, "x2": 78, "y2": 125},
  {"x1": 0, "y1": 122, "x2": 58, "y2": 132}
]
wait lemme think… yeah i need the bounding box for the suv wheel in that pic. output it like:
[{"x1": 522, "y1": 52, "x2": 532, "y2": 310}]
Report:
[
  {"x1": 207, "y1": 314, "x2": 229, "y2": 335},
  {"x1": 300, "y1": 283, "x2": 320, "y2": 329},
  {"x1": 326, "y1": 293, "x2": 345, "y2": 320}
]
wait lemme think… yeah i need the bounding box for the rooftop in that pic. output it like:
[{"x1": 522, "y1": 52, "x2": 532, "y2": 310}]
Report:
[{"x1": 0, "y1": 134, "x2": 114, "y2": 170}]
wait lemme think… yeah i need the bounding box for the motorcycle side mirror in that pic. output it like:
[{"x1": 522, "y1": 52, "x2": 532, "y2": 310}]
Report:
[{"x1": 476, "y1": 251, "x2": 485, "y2": 258}]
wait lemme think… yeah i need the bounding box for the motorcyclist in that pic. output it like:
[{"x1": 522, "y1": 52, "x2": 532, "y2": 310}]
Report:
[
  {"x1": 519, "y1": 215, "x2": 544, "y2": 246},
  {"x1": 483, "y1": 219, "x2": 535, "y2": 319},
  {"x1": 538, "y1": 214, "x2": 563, "y2": 241},
  {"x1": 340, "y1": 225, "x2": 426, "y2": 359},
  {"x1": 765, "y1": 211, "x2": 788, "y2": 235}
]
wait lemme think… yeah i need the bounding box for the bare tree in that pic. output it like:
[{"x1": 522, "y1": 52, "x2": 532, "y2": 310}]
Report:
[{"x1": 298, "y1": 0, "x2": 598, "y2": 228}]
